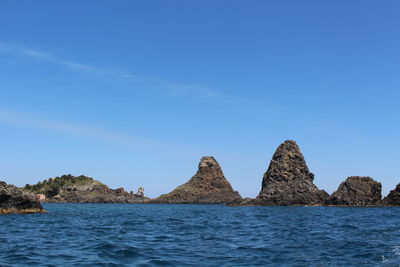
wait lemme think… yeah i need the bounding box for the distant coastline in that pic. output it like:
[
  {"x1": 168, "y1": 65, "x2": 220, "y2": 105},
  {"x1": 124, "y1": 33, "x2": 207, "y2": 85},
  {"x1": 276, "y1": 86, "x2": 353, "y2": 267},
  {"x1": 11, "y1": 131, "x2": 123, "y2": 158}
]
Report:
[{"x1": 2, "y1": 140, "x2": 400, "y2": 214}]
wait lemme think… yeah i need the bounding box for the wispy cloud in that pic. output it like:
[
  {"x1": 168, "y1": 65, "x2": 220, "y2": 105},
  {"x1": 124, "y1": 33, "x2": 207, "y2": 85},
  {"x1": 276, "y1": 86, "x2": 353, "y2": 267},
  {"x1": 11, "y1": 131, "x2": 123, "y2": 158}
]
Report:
[
  {"x1": 0, "y1": 109, "x2": 212, "y2": 160},
  {"x1": 0, "y1": 109, "x2": 160, "y2": 149},
  {"x1": 0, "y1": 42, "x2": 134, "y2": 78},
  {"x1": 0, "y1": 42, "x2": 276, "y2": 111},
  {"x1": 0, "y1": 42, "x2": 220, "y2": 98}
]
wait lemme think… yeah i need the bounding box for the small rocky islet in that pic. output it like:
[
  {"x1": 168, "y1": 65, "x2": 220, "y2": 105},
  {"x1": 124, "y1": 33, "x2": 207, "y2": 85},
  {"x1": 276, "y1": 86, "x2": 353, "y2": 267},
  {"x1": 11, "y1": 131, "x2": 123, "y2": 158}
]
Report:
[
  {"x1": 150, "y1": 156, "x2": 242, "y2": 204},
  {"x1": 2, "y1": 139, "x2": 400, "y2": 214},
  {"x1": 326, "y1": 176, "x2": 382, "y2": 206}
]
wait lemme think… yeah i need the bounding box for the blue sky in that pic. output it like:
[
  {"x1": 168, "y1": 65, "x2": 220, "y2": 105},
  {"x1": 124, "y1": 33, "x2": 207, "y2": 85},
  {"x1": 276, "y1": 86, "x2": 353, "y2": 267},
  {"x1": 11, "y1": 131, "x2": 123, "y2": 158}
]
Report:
[{"x1": 0, "y1": 1, "x2": 400, "y2": 198}]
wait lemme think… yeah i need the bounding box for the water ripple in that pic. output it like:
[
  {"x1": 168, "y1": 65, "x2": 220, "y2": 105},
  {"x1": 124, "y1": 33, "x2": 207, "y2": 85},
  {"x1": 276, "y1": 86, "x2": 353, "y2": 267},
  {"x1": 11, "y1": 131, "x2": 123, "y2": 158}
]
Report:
[{"x1": 1, "y1": 204, "x2": 400, "y2": 266}]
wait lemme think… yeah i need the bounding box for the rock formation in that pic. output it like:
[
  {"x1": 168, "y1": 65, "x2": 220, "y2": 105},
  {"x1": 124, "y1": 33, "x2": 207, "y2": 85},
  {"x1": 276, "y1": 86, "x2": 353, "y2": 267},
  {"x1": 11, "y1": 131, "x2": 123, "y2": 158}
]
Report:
[
  {"x1": 0, "y1": 181, "x2": 45, "y2": 214},
  {"x1": 254, "y1": 140, "x2": 328, "y2": 205},
  {"x1": 152, "y1": 156, "x2": 241, "y2": 204},
  {"x1": 382, "y1": 183, "x2": 400, "y2": 205},
  {"x1": 327, "y1": 176, "x2": 382, "y2": 206},
  {"x1": 24, "y1": 174, "x2": 149, "y2": 203}
]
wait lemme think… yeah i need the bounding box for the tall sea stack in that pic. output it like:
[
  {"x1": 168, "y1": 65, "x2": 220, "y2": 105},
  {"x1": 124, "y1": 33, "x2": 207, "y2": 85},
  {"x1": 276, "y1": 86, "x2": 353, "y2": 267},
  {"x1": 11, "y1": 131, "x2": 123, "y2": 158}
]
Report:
[
  {"x1": 255, "y1": 140, "x2": 328, "y2": 205},
  {"x1": 326, "y1": 176, "x2": 382, "y2": 206},
  {"x1": 0, "y1": 181, "x2": 45, "y2": 214},
  {"x1": 152, "y1": 156, "x2": 241, "y2": 204}
]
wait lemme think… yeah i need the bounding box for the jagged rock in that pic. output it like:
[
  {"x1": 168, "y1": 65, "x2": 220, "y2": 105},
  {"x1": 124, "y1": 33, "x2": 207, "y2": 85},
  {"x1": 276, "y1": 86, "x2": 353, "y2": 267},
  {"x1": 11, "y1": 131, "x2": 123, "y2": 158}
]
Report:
[
  {"x1": 255, "y1": 140, "x2": 327, "y2": 205},
  {"x1": 382, "y1": 184, "x2": 400, "y2": 205},
  {"x1": 327, "y1": 176, "x2": 382, "y2": 206},
  {"x1": 24, "y1": 174, "x2": 149, "y2": 203},
  {"x1": 0, "y1": 181, "x2": 45, "y2": 214},
  {"x1": 152, "y1": 156, "x2": 241, "y2": 204}
]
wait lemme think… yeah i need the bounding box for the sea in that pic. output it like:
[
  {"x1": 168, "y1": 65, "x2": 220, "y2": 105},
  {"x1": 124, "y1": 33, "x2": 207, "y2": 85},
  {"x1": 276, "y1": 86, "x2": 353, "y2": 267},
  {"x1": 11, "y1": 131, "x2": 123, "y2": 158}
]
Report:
[{"x1": 1, "y1": 204, "x2": 400, "y2": 266}]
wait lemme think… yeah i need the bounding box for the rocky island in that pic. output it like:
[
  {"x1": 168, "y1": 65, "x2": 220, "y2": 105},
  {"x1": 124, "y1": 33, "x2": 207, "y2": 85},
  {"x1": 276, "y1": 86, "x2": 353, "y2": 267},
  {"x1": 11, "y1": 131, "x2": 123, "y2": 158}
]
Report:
[
  {"x1": 24, "y1": 174, "x2": 148, "y2": 203},
  {"x1": 326, "y1": 176, "x2": 382, "y2": 206},
  {"x1": 5, "y1": 140, "x2": 400, "y2": 208},
  {"x1": 151, "y1": 156, "x2": 242, "y2": 204},
  {"x1": 383, "y1": 184, "x2": 400, "y2": 205},
  {"x1": 239, "y1": 140, "x2": 328, "y2": 206},
  {"x1": 1, "y1": 181, "x2": 45, "y2": 214}
]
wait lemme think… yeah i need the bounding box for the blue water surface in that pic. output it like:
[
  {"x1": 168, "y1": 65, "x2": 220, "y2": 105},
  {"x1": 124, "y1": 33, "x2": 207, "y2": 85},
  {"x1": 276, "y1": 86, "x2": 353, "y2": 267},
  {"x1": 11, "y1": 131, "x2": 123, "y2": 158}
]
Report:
[{"x1": 0, "y1": 204, "x2": 399, "y2": 266}]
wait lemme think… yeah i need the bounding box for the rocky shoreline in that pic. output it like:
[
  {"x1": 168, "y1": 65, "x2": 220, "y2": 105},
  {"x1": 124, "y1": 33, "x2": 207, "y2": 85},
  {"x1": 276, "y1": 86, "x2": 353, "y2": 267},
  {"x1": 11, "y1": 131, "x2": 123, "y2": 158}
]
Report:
[
  {"x1": 0, "y1": 181, "x2": 46, "y2": 214},
  {"x1": 2, "y1": 139, "x2": 400, "y2": 213},
  {"x1": 24, "y1": 174, "x2": 149, "y2": 204}
]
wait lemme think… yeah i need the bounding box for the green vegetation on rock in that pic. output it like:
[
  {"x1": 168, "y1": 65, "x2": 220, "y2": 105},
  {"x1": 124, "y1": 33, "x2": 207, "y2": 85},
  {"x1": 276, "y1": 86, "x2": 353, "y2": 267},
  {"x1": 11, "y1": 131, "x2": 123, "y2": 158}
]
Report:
[
  {"x1": 23, "y1": 174, "x2": 147, "y2": 203},
  {"x1": 24, "y1": 174, "x2": 102, "y2": 197}
]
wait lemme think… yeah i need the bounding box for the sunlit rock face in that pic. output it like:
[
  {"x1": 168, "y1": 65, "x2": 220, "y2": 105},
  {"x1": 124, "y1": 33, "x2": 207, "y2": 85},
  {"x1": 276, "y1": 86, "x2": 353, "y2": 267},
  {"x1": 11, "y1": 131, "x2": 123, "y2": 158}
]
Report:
[{"x1": 152, "y1": 156, "x2": 242, "y2": 204}]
